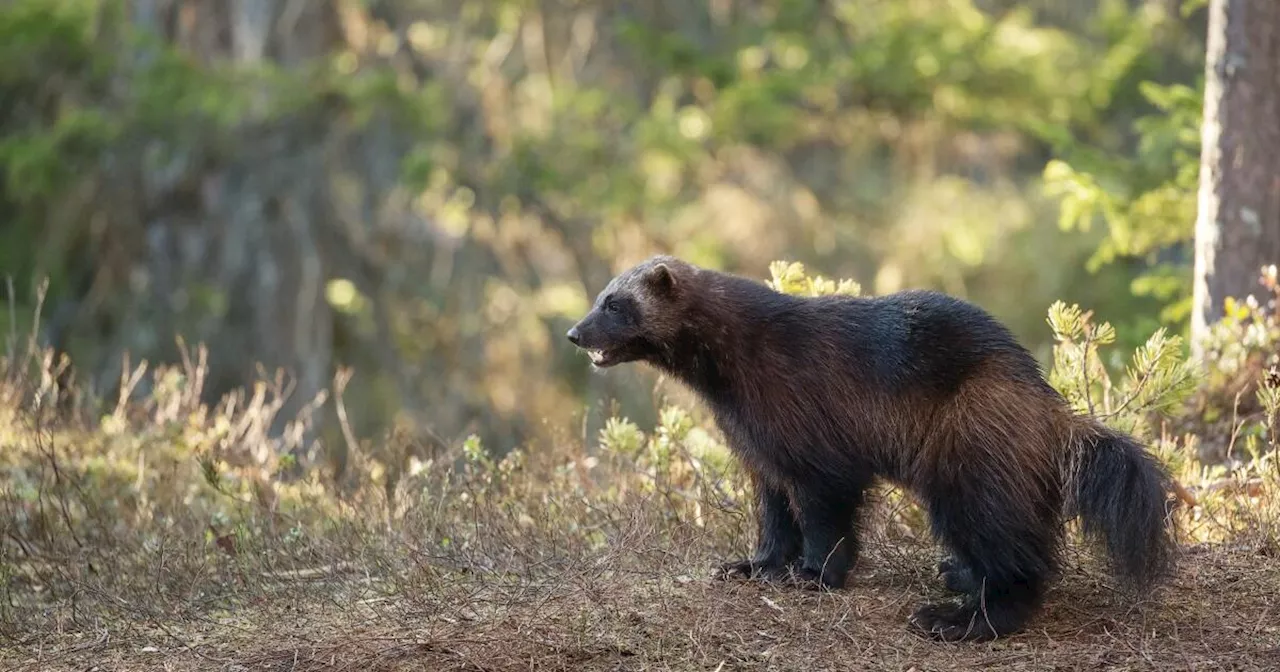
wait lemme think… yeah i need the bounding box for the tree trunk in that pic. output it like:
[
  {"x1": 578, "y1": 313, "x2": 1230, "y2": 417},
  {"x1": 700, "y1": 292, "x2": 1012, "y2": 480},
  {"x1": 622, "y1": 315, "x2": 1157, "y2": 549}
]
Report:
[{"x1": 1192, "y1": 0, "x2": 1280, "y2": 357}]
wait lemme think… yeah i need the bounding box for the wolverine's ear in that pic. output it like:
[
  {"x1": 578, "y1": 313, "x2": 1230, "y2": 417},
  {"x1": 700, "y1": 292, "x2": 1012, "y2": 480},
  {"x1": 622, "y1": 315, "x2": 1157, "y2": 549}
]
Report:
[{"x1": 645, "y1": 262, "x2": 677, "y2": 295}]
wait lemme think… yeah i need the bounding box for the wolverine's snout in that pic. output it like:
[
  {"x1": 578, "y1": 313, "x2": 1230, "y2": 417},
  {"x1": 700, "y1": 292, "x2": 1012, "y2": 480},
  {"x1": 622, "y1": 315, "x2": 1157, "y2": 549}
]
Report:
[{"x1": 565, "y1": 311, "x2": 628, "y2": 367}]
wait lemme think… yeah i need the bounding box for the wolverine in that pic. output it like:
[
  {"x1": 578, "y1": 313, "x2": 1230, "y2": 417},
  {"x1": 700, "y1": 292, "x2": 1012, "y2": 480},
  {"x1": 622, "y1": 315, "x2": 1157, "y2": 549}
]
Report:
[{"x1": 566, "y1": 255, "x2": 1176, "y2": 642}]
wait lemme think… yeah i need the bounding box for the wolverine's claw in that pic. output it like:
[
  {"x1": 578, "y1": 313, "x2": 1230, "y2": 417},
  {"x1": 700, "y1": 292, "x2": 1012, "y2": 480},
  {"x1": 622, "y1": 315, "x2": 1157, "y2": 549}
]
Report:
[
  {"x1": 714, "y1": 559, "x2": 795, "y2": 583},
  {"x1": 714, "y1": 559, "x2": 755, "y2": 580}
]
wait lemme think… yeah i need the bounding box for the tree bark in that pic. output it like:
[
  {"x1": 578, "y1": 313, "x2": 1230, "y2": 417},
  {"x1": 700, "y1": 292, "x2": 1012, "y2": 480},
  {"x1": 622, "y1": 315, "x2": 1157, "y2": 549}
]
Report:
[{"x1": 1192, "y1": 0, "x2": 1280, "y2": 357}]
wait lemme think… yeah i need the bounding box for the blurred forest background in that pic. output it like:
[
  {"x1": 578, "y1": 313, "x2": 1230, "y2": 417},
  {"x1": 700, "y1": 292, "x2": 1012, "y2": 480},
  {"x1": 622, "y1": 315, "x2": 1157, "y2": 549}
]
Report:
[{"x1": 0, "y1": 0, "x2": 1221, "y2": 460}]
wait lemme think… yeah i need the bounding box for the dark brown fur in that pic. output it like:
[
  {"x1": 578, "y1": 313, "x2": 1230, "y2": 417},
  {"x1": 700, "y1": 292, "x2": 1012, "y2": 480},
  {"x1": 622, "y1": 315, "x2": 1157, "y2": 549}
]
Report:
[{"x1": 567, "y1": 256, "x2": 1177, "y2": 642}]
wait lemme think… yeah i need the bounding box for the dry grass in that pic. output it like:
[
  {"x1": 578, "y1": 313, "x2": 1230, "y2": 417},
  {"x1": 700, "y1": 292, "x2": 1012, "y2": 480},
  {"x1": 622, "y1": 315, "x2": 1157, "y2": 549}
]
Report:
[{"x1": 4, "y1": 536, "x2": 1280, "y2": 671}]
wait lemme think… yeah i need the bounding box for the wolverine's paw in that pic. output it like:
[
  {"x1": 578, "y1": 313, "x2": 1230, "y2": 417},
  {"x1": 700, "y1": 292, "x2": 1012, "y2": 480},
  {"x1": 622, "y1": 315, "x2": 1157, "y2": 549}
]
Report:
[
  {"x1": 908, "y1": 601, "x2": 1018, "y2": 643},
  {"x1": 713, "y1": 559, "x2": 791, "y2": 583},
  {"x1": 909, "y1": 601, "x2": 994, "y2": 642},
  {"x1": 785, "y1": 566, "x2": 845, "y2": 591},
  {"x1": 937, "y1": 557, "x2": 978, "y2": 594},
  {"x1": 714, "y1": 559, "x2": 757, "y2": 581}
]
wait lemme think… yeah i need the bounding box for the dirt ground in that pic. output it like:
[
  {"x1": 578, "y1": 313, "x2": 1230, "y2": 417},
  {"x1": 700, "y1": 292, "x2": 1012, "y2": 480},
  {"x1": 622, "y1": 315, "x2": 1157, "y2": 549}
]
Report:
[{"x1": 6, "y1": 542, "x2": 1279, "y2": 672}]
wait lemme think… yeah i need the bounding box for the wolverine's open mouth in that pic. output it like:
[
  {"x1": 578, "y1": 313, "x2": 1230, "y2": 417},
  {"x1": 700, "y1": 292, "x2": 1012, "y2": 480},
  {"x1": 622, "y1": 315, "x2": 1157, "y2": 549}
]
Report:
[
  {"x1": 587, "y1": 348, "x2": 619, "y2": 367},
  {"x1": 582, "y1": 346, "x2": 633, "y2": 368}
]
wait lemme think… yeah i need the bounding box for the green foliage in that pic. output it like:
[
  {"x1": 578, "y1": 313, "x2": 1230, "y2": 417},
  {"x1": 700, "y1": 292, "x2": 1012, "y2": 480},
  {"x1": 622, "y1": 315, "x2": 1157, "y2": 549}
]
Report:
[
  {"x1": 0, "y1": 0, "x2": 105, "y2": 80},
  {"x1": 1041, "y1": 13, "x2": 1206, "y2": 330},
  {"x1": 597, "y1": 405, "x2": 738, "y2": 504},
  {"x1": 599, "y1": 416, "x2": 647, "y2": 458},
  {"x1": 0, "y1": 0, "x2": 116, "y2": 203},
  {"x1": 1198, "y1": 289, "x2": 1280, "y2": 389},
  {"x1": 767, "y1": 260, "x2": 861, "y2": 297},
  {"x1": 1168, "y1": 266, "x2": 1280, "y2": 462},
  {"x1": 1041, "y1": 81, "x2": 1202, "y2": 278},
  {"x1": 1046, "y1": 299, "x2": 1197, "y2": 438}
]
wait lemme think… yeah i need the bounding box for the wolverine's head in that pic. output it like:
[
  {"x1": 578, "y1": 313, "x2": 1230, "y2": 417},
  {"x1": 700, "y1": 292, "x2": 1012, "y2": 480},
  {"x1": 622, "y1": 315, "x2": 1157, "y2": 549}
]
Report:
[{"x1": 566, "y1": 255, "x2": 692, "y2": 368}]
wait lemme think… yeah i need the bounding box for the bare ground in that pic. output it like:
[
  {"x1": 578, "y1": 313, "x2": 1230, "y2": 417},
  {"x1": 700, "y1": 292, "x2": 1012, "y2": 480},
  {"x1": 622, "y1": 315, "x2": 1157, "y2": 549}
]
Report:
[{"x1": 5, "y1": 541, "x2": 1279, "y2": 672}]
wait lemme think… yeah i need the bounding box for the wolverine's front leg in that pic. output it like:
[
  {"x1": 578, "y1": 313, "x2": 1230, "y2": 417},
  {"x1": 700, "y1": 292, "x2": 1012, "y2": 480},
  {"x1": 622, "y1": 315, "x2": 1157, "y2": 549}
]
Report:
[
  {"x1": 785, "y1": 482, "x2": 867, "y2": 590},
  {"x1": 716, "y1": 479, "x2": 801, "y2": 582}
]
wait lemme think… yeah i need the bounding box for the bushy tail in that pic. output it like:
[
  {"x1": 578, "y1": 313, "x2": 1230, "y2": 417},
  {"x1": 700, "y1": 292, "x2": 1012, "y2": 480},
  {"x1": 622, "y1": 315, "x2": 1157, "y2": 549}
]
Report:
[{"x1": 1070, "y1": 421, "x2": 1178, "y2": 590}]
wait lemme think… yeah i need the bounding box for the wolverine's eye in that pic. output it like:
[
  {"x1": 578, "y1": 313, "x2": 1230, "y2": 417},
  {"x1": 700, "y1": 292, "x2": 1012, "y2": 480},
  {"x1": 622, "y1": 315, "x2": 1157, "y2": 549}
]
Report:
[{"x1": 603, "y1": 297, "x2": 619, "y2": 313}]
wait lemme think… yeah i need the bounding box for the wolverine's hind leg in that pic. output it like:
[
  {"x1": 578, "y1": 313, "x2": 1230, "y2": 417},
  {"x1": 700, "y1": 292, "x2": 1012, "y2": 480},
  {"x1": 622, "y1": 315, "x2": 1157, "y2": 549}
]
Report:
[
  {"x1": 937, "y1": 555, "x2": 979, "y2": 593},
  {"x1": 716, "y1": 480, "x2": 802, "y2": 582},
  {"x1": 910, "y1": 470, "x2": 1060, "y2": 641}
]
